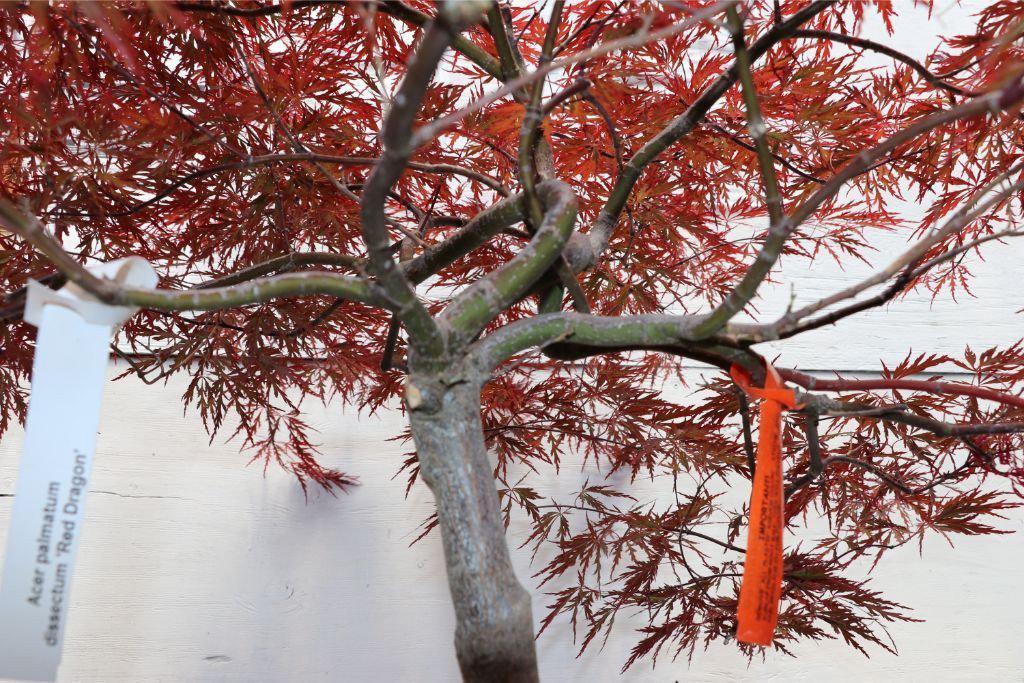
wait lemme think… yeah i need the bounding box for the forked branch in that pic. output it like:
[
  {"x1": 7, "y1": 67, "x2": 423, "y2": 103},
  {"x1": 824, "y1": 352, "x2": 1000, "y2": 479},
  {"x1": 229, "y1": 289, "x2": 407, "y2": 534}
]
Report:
[{"x1": 691, "y1": 72, "x2": 1024, "y2": 338}]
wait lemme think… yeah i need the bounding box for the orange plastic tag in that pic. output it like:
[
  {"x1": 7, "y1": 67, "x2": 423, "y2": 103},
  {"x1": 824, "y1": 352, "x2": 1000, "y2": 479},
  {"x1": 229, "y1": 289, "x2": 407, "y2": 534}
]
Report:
[{"x1": 729, "y1": 363, "x2": 799, "y2": 646}]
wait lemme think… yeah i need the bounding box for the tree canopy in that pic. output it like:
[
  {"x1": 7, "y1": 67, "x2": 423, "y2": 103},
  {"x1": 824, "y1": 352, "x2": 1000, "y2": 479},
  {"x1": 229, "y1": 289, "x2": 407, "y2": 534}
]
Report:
[{"x1": 1, "y1": 0, "x2": 1023, "y2": 676}]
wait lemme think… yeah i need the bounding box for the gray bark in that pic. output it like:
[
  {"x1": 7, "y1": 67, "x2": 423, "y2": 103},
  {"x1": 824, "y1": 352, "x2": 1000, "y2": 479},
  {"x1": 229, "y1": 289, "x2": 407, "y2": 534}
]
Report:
[{"x1": 407, "y1": 375, "x2": 539, "y2": 682}]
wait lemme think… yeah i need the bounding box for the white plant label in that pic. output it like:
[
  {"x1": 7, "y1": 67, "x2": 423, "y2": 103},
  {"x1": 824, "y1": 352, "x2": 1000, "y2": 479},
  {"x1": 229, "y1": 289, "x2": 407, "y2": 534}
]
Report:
[{"x1": 0, "y1": 258, "x2": 156, "y2": 682}]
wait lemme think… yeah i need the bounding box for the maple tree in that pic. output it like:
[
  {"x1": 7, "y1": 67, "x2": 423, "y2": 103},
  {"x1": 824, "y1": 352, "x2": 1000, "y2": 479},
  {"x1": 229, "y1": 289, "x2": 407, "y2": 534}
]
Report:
[{"x1": 1, "y1": 0, "x2": 1023, "y2": 679}]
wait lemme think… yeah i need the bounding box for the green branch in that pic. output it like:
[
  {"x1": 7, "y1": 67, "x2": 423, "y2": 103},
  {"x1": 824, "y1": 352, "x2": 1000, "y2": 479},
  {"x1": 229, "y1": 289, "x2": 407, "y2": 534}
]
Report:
[
  {"x1": 518, "y1": 0, "x2": 564, "y2": 229},
  {"x1": 692, "y1": 70, "x2": 1024, "y2": 338},
  {"x1": 442, "y1": 180, "x2": 577, "y2": 343},
  {"x1": 403, "y1": 192, "x2": 526, "y2": 285},
  {"x1": 197, "y1": 252, "x2": 363, "y2": 289},
  {"x1": 359, "y1": 2, "x2": 489, "y2": 357},
  {"x1": 466, "y1": 311, "x2": 755, "y2": 374},
  {"x1": 689, "y1": 6, "x2": 787, "y2": 336},
  {"x1": 585, "y1": 1, "x2": 835, "y2": 263},
  {"x1": 0, "y1": 198, "x2": 388, "y2": 313},
  {"x1": 726, "y1": 5, "x2": 782, "y2": 225},
  {"x1": 119, "y1": 273, "x2": 382, "y2": 312},
  {"x1": 485, "y1": 2, "x2": 528, "y2": 87}
]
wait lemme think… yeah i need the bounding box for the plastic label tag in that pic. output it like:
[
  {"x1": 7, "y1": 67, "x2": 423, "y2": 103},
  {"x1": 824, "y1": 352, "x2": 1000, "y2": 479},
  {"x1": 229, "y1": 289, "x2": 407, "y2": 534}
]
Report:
[{"x1": 0, "y1": 258, "x2": 155, "y2": 681}]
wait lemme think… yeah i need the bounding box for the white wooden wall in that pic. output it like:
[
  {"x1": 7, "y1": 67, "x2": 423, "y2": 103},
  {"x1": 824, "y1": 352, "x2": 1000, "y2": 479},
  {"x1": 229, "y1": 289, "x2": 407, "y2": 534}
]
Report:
[
  {"x1": 0, "y1": 357, "x2": 1022, "y2": 683},
  {"x1": 3, "y1": 2, "x2": 1023, "y2": 681}
]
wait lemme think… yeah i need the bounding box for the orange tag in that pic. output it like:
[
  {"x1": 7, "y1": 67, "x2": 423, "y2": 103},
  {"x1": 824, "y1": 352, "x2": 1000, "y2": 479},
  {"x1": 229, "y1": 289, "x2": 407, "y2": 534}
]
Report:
[{"x1": 729, "y1": 363, "x2": 799, "y2": 646}]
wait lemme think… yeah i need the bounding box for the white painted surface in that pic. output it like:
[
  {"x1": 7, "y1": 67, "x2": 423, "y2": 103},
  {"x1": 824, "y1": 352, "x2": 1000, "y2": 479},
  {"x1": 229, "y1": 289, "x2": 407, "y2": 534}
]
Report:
[
  {"x1": 0, "y1": 364, "x2": 1022, "y2": 682},
  {"x1": 3, "y1": 1, "x2": 1023, "y2": 681}
]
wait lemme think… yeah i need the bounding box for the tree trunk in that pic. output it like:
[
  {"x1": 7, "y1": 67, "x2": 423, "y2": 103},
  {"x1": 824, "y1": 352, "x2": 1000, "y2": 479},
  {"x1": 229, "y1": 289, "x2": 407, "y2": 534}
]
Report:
[{"x1": 407, "y1": 377, "x2": 539, "y2": 682}]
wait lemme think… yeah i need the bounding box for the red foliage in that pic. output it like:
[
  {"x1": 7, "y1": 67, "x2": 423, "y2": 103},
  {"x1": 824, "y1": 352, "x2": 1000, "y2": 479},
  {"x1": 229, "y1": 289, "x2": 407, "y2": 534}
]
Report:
[{"x1": 1, "y1": 0, "x2": 1023, "y2": 672}]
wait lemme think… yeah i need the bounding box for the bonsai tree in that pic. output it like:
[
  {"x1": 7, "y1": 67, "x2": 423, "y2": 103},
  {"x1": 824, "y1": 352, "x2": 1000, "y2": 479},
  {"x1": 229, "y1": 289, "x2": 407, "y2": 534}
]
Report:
[{"x1": 1, "y1": 0, "x2": 1023, "y2": 679}]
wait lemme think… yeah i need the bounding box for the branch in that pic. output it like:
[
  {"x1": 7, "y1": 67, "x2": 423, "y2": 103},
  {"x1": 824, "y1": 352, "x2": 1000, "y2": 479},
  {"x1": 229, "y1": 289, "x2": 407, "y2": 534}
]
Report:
[
  {"x1": 560, "y1": 0, "x2": 632, "y2": 60},
  {"x1": 174, "y1": 0, "x2": 343, "y2": 17},
  {"x1": 442, "y1": 180, "x2": 578, "y2": 343},
  {"x1": 378, "y1": 0, "x2": 502, "y2": 80},
  {"x1": 117, "y1": 271, "x2": 383, "y2": 312},
  {"x1": 584, "y1": 1, "x2": 835, "y2": 265},
  {"x1": 54, "y1": 152, "x2": 508, "y2": 219},
  {"x1": 688, "y1": 4, "x2": 788, "y2": 338},
  {"x1": 0, "y1": 201, "x2": 118, "y2": 301},
  {"x1": 785, "y1": 413, "x2": 825, "y2": 496},
  {"x1": 358, "y1": 3, "x2": 490, "y2": 356},
  {"x1": 402, "y1": 191, "x2": 526, "y2": 285},
  {"x1": 504, "y1": 1, "x2": 591, "y2": 315},
  {"x1": 736, "y1": 388, "x2": 756, "y2": 476},
  {"x1": 793, "y1": 29, "x2": 971, "y2": 97},
  {"x1": 409, "y1": 0, "x2": 738, "y2": 150},
  {"x1": 798, "y1": 391, "x2": 1024, "y2": 438},
  {"x1": 674, "y1": 527, "x2": 746, "y2": 554},
  {"x1": 0, "y1": 255, "x2": 363, "y2": 324},
  {"x1": 466, "y1": 310, "x2": 755, "y2": 373},
  {"x1": 772, "y1": 167, "x2": 1024, "y2": 336},
  {"x1": 467, "y1": 308, "x2": 1024, "y2": 450},
  {"x1": 907, "y1": 228, "x2": 1024, "y2": 280},
  {"x1": 485, "y1": 2, "x2": 528, "y2": 91},
  {"x1": 380, "y1": 315, "x2": 404, "y2": 372},
  {"x1": 174, "y1": 1, "x2": 505, "y2": 80},
  {"x1": 726, "y1": 5, "x2": 783, "y2": 226},
  {"x1": 535, "y1": 502, "x2": 745, "y2": 554},
  {"x1": 196, "y1": 251, "x2": 363, "y2": 289},
  {"x1": 913, "y1": 443, "x2": 989, "y2": 494},
  {"x1": 691, "y1": 72, "x2": 1024, "y2": 338},
  {"x1": 466, "y1": 309, "x2": 1024, "y2": 443},
  {"x1": 779, "y1": 368, "x2": 1024, "y2": 411},
  {"x1": 465, "y1": 311, "x2": 1024, "y2": 476},
  {"x1": 519, "y1": 0, "x2": 565, "y2": 229},
  {"x1": 11, "y1": 190, "x2": 532, "y2": 324},
  {"x1": 704, "y1": 117, "x2": 824, "y2": 184},
  {"x1": 774, "y1": 235, "x2": 1024, "y2": 343},
  {"x1": 787, "y1": 453, "x2": 914, "y2": 499},
  {"x1": 581, "y1": 92, "x2": 624, "y2": 172},
  {"x1": 0, "y1": 197, "x2": 388, "y2": 313}
]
